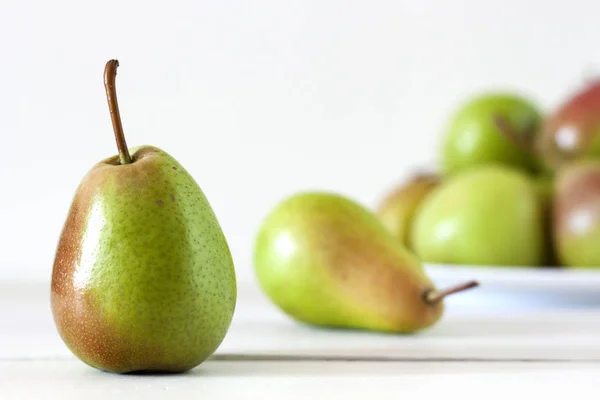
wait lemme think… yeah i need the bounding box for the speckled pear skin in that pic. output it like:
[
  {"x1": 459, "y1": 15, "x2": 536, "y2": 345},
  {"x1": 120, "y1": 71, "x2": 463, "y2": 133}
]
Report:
[
  {"x1": 254, "y1": 192, "x2": 443, "y2": 334},
  {"x1": 51, "y1": 146, "x2": 236, "y2": 373}
]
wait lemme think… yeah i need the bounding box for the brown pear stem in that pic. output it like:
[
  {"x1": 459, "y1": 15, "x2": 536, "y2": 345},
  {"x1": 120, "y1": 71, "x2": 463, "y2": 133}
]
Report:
[
  {"x1": 104, "y1": 59, "x2": 132, "y2": 165},
  {"x1": 492, "y1": 114, "x2": 536, "y2": 155},
  {"x1": 423, "y1": 280, "x2": 479, "y2": 305}
]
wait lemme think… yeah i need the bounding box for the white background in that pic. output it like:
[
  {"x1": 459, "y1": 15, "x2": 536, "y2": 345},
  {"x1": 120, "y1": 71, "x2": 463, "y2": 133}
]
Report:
[{"x1": 1, "y1": 0, "x2": 598, "y2": 282}]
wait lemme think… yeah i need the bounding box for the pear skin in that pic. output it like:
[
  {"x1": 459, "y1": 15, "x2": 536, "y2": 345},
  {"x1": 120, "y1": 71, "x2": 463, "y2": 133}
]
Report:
[
  {"x1": 554, "y1": 160, "x2": 600, "y2": 267},
  {"x1": 51, "y1": 60, "x2": 236, "y2": 373},
  {"x1": 377, "y1": 173, "x2": 440, "y2": 248},
  {"x1": 254, "y1": 192, "x2": 476, "y2": 333}
]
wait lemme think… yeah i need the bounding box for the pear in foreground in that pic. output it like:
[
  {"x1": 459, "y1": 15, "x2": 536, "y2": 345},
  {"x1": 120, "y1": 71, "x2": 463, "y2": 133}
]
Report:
[
  {"x1": 254, "y1": 192, "x2": 477, "y2": 333},
  {"x1": 377, "y1": 173, "x2": 440, "y2": 249},
  {"x1": 51, "y1": 60, "x2": 236, "y2": 373},
  {"x1": 554, "y1": 161, "x2": 600, "y2": 267},
  {"x1": 411, "y1": 166, "x2": 545, "y2": 267}
]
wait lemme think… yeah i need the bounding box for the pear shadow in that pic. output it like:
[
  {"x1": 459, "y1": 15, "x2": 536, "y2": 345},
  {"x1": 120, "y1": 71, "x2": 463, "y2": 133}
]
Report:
[
  {"x1": 89, "y1": 364, "x2": 196, "y2": 377},
  {"x1": 121, "y1": 370, "x2": 191, "y2": 377}
]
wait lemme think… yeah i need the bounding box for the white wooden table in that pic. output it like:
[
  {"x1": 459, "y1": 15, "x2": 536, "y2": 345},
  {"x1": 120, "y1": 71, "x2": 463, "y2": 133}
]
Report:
[{"x1": 3, "y1": 278, "x2": 600, "y2": 399}]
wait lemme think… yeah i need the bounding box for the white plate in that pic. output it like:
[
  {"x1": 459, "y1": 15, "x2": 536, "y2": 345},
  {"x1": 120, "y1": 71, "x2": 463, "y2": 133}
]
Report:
[{"x1": 425, "y1": 263, "x2": 600, "y2": 312}]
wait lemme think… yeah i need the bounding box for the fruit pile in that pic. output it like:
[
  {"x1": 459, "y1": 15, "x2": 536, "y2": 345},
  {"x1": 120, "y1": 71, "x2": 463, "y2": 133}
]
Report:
[
  {"x1": 377, "y1": 86, "x2": 600, "y2": 269},
  {"x1": 252, "y1": 83, "x2": 600, "y2": 337}
]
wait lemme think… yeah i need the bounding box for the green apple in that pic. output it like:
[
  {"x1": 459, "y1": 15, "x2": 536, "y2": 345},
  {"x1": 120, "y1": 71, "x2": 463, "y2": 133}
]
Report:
[
  {"x1": 441, "y1": 92, "x2": 542, "y2": 175},
  {"x1": 411, "y1": 165, "x2": 545, "y2": 266}
]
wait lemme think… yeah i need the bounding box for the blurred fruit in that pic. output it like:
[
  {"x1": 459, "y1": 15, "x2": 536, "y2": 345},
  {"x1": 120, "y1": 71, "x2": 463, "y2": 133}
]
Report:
[
  {"x1": 535, "y1": 175, "x2": 554, "y2": 207},
  {"x1": 536, "y1": 81, "x2": 600, "y2": 172},
  {"x1": 254, "y1": 192, "x2": 478, "y2": 333},
  {"x1": 535, "y1": 175, "x2": 559, "y2": 266},
  {"x1": 554, "y1": 161, "x2": 600, "y2": 267},
  {"x1": 411, "y1": 165, "x2": 545, "y2": 266},
  {"x1": 441, "y1": 92, "x2": 542, "y2": 175},
  {"x1": 376, "y1": 173, "x2": 440, "y2": 248}
]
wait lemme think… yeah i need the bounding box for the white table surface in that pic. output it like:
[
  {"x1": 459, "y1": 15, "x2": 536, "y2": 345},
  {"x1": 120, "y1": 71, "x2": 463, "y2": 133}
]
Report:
[{"x1": 3, "y1": 277, "x2": 600, "y2": 399}]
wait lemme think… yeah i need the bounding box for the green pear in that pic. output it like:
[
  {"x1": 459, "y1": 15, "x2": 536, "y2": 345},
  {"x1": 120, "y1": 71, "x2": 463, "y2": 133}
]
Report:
[
  {"x1": 376, "y1": 173, "x2": 440, "y2": 249},
  {"x1": 411, "y1": 166, "x2": 545, "y2": 266},
  {"x1": 554, "y1": 161, "x2": 600, "y2": 267},
  {"x1": 441, "y1": 92, "x2": 542, "y2": 175},
  {"x1": 254, "y1": 192, "x2": 477, "y2": 333},
  {"x1": 51, "y1": 60, "x2": 237, "y2": 374}
]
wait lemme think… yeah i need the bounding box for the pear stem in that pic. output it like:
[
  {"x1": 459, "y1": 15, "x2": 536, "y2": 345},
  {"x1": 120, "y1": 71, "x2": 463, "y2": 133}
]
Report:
[
  {"x1": 423, "y1": 280, "x2": 479, "y2": 305},
  {"x1": 492, "y1": 114, "x2": 536, "y2": 155},
  {"x1": 104, "y1": 59, "x2": 132, "y2": 165}
]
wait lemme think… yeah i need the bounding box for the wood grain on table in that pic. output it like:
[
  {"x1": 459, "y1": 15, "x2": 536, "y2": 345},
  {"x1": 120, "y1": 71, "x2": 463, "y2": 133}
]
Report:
[{"x1": 2, "y1": 279, "x2": 600, "y2": 398}]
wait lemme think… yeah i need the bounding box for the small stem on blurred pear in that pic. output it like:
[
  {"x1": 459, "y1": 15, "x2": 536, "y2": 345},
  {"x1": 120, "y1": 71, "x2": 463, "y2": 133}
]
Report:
[
  {"x1": 424, "y1": 280, "x2": 479, "y2": 304},
  {"x1": 104, "y1": 59, "x2": 132, "y2": 165}
]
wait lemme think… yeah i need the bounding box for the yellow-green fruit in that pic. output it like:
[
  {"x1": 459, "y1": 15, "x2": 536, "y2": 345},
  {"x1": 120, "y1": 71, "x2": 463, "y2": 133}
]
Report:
[
  {"x1": 441, "y1": 92, "x2": 542, "y2": 175},
  {"x1": 411, "y1": 166, "x2": 545, "y2": 266},
  {"x1": 51, "y1": 146, "x2": 237, "y2": 373},
  {"x1": 51, "y1": 60, "x2": 236, "y2": 374},
  {"x1": 254, "y1": 192, "x2": 446, "y2": 334},
  {"x1": 377, "y1": 174, "x2": 440, "y2": 248}
]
